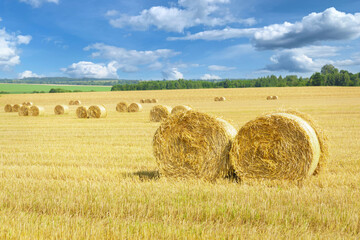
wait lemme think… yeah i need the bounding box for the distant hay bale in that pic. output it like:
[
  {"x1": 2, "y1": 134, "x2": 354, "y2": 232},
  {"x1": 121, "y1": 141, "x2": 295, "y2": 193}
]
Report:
[
  {"x1": 76, "y1": 106, "x2": 89, "y2": 118},
  {"x1": 87, "y1": 105, "x2": 107, "y2": 118},
  {"x1": 171, "y1": 105, "x2": 192, "y2": 115},
  {"x1": 219, "y1": 96, "x2": 226, "y2": 101},
  {"x1": 272, "y1": 96, "x2": 279, "y2": 100},
  {"x1": 229, "y1": 111, "x2": 327, "y2": 181},
  {"x1": 266, "y1": 96, "x2": 272, "y2": 100},
  {"x1": 12, "y1": 104, "x2": 21, "y2": 112},
  {"x1": 116, "y1": 102, "x2": 128, "y2": 112},
  {"x1": 214, "y1": 97, "x2": 220, "y2": 101},
  {"x1": 140, "y1": 99, "x2": 145, "y2": 103},
  {"x1": 18, "y1": 105, "x2": 30, "y2": 116},
  {"x1": 128, "y1": 103, "x2": 143, "y2": 112},
  {"x1": 73, "y1": 100, "x2": 81, "y2": 105},
  {"x1": 54, "y1": 105, "x2": 69, "y2": 115},
  {"x1": 150, "y1": 105, "x2": 172, "y2": 122},
  {"x1": 145, "y1": 99, "x2": 152, "y2": 103},
  {"x1": 69, "y1": 100, "x2": 74, "y2": 105},
  {"x1": 151, "y1": 99, "x2": 158, "y2": 103},
  {"x1": 22, "y1": 102, "x2": 33, "y2": 106},
  {"x1": 29, "y1": 106, "x2": 45, "y2": 116},
  {"x1": 4, "y1": 104, "x2": 13, "y2": 112},
  {"x1": 153, "y1": 110, "x2": 237, "y2": 181}
]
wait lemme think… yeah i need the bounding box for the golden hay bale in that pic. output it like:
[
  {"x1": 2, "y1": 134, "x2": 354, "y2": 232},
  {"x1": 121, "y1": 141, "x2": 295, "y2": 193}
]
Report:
[
  {"x1": 18, "y1": 105, "x2": 30, "y2": 116},
  {"x1": 12, "y1": 104, "x2": 21, "y2": 112},
  {"x1": 73, "y1": 100, "x2": 81, "y2": 105},
  {"x1": 76, "y1": 106, "x2": 89, "y2": 118},
  {"x1": 29, "y1": 106, "x2": 45, "y2": 116},
  {"x1": 22, "y1": 102, "x2": 33, "y2": 106},
  {"x1": 87, "y1": 105, "x2": 107, "y2": 118},
  {"x1": 150, "y1": 105, "x2": 172, "y2": 122},
  {"x1": 116, "y1": 102, "x2": 128, "y2": 112},
  {"x1": 266, "y1": 96, "x2": 272, "y2": 100},
  {"x1": 219, "y1": 96, "x2": 226, "y2": 101},
  {"x1": 69, "y1": 100, "x2": 74, "y2": 105},
  {"x1": 214, "y1": 97, "x2": 220, "y2": 101},
  {"x1": 171, "y1": 105, "x2": 192, "y2": 115},
  {"x1": 272, "y1": 96, "x2": 279, "y2": 100},
  {"x1": 54, "y1": 105, "x2": 70, "y2": 115},
  {"x1": 151, "y1": 99, "x2": 158, "y2": 103},
  {"x1": 140, "y1": 99, "x2": 145, "y2": 103},
  {"x1": 145, "y1": 99, "x2": 152, "y2": 103},
  {"x1": 229, "y1": 111, "x2": 327, "y2": 181},
  {"x1": 4, "y1": 104, "x2": 13, "y2": 112},
  {"x1": 153, "y1": 110, "x2": 237, "y2": 181},
  {"x1": 128, "y1": 103, "x2": 143, "y2": 112}
]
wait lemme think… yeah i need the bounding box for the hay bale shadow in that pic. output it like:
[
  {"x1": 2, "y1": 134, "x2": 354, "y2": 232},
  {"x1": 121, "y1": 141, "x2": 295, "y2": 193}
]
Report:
[{"x1": 132, "y1": 170, "x2": 160, "y2": 181}]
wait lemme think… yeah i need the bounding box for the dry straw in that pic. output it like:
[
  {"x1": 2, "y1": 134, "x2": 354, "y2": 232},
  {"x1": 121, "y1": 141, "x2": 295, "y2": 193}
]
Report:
[
  {"x1": 87, "y1": 105, "x2": 107, "y2": 118},
  {"x1": 128, "y1": 103, "x2": 143, "y2": 112},
  {"x1": 272, "y1": 96, "x2": 279, "y2": 100},
  {"x1": 214, "y1": 97, "x2": 220, "y2": 101},
  {"x1": 73, "y1": 100, "x2": 81, "y2": 105},
  {"x1": 12, "y1": 104, "x2": 21, "y2": 112},
  {"x1": 153, "y1": 110, "x2": 237, "y2": 181},
  {"x1": 54, "y1": 105, "x2": 69, "y2": 115},
  {"x1": 229, "y1": 110, "x2": 328, "y2": 181},
  {"x1": 29, "y1": 106, "x2": 45, "y2": 116},
  {"x1": 145, "y1": 99, "x2": 152, "y2": 103},
  {"x1": 22, "y1": 102, "x2": 33, "y2": 106},
  {"x1": 266, "y1": 96, "x2": 272, "y2": 100},
  {"x1": 18, "y1": 105, "x2": 30, "y2": 116},
  {"x1": 219, "y1": 96, "x2": 226, "y2": 101},
  {"x1": 4, "y1": 104, "x2": 13, "y2": 112},
  {"x1": 150, "y1": 105, "x2": 172, "y2": 122},
  {"x1": 171, "y1": 105, "x2": 192, "y2": 115},
  {"x1": 76, "y1": 106, "x2": 89, "y2": 118},
  {"x1": 116, "y1": 102, "x2": 128, "y2": 112},
  {"x1": 69, "y1": 100, "x2": 74, "y2": 105},
  {"x1": 151, "y1": 99, "x2": 158, "y2": 103},
  {"x1": 140, "y1": 99, "x2": 145, "y2": 103}
]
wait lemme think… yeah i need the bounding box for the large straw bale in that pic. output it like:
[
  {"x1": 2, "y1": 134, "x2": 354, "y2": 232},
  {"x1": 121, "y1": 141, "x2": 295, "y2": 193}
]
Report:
[
  {"x1": 219, "y1": 96, "x2": 226, "y2": 101},
  {"x1": 151, "y1": 99, "x2": 159, "y2": 103},
  {"x1": 116, "y1": 102, "x2": 128, "y2": 112},
  {"x1": 87, "y1": 105, "x2": 107, "y2": 118},
  {"x1": 18, "y1": 105, "x2": 30, "y2": 116},
  {"x1": 29, "y1": 106, "x2": 45, "y2": 116},
  {"x1": 272, "y1": 96, "x2": 279, "y2": 100},
  {"x1": 54, "y1": 105, "x2": 70, "y2": 115},
  {"x1": 266, "y1": 96, "x2": 272, "y2": 100},
  {"x1": 153, "y1": 110, "x2": 237, "y2": 181},
  {"x1": 76, "y1": 106, "x2": 89, "y2": 118},
  {"x1": 214, "y1": 97, "x2": 220, "y2": 101},
  {"x1": 4, "y1": 104, "x2": 13, "y2": 112},
  {"x1": 12, "y1": 104, "x2": 21, "y2": 112},
  {"x1": 171, "y1": 105, "x2": 192, "y2": 115},
  {"x1": 229, "y1": 111, "x2": 327, "y2": 181},
  {"x1": 150, "y1": 105, "x2": 172, "y2": 122},
  {"x1": 128, "y1": 103, "x2": 143, "y2": 112}
]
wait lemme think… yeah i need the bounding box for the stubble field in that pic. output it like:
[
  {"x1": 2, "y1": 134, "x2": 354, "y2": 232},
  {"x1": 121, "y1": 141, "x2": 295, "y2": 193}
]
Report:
[{"x1": 0, "y1": 87, "x2": 359, "y2": 239}]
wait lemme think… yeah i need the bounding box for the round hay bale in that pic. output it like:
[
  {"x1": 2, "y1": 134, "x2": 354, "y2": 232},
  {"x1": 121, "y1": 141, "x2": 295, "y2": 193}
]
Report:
[
  {"x1": 73, "y1": 100, "x2": 81, "y2": 105},
  {"x1": 151, "y1": 99, "x2": 158, "y2": 103},
  {"x1": 140, "y1": 99, "x2": 145, "y2": 103},
  {"x1": 22, "y1": 102, "x2": 33, "y2": 106},
  {"x1": 87, "y1": 105, "x2": 107, "y2": 118},
  {"x1": 266, "y1": 96, "x2": 272, "y2": 100},
  {"x1": 150, "y1": 105, "x2": 172, "y2": 122},
  {"x1": 128, "y1": 103, "x2": 143, "y2": 112},
  {"x1": 219, "y1": 96, "x2": 226, "y2": 101},
  {"x1": 69, "y1": 100, "x2": 74, "y2": 105},
  {"x1": 145, "y1": 99, "x2": 152, "y2": 103},
  {"x1": 18, "y1": 105, "x2": 30, "y2": 116},
  {"x1": 214, "y1": 97, "x2": 220, "y2": 101},
  {"x1": 54, "y1": 105, "x2": 70, "y2": 115},
  {"x1": 29, "y1": 106, "x2": 45, "y2": 116},
  {"x1": 4, "y1": 104, "x2": 13, "y2": 112},
  {"x1": 153, "y1": 110, "x2": 237, "y2": 181},
  {"x1": 229, "y1": 112, "x2": 326, "y2": 181},
  {"x1": 116, "y1": 102, "x2": 128, "y2": 112},
  {"x1": 171, "y1": 105, "x2": 192, "y2": 115},
  {"x1": 272, "y1": 96, "x2": 279, "y2": 100},
  {"x1": 12, "y1": 104, "x2": 21, "y2": 112},
  {"x1": 76, "y1": 106, "x2": 89, "y2": 118}
]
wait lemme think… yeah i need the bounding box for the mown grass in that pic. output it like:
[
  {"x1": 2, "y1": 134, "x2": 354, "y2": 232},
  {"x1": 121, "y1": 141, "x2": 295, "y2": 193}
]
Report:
[
  {"x1": 0, "y1": 87, "x2": 359, "y2": 239},
  {"x1": 0, "y1": 83, "x2": 111, "y2": 94}
]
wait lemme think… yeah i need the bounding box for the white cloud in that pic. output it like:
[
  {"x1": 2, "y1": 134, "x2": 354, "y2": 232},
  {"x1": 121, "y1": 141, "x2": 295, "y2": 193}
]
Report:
[
  {"x1": 0, "y1": 27, "x2": 31, "y2": 70},
  {"x1": 84, "y1": 43, "x2": 180, "y2": 73},
  {"x1": 208, "y1": 65, "x2": 235, "y2": 71},
  {"x1": 105, "y1": 10, "x2": 119, "y2": 17},
  {"x1": 168, "y1": 27, "x2": 257, "y2": 40},
  {"x1": 162, "y1": 67, "x2": 183, "y2": 80},
  {"x1": 107, "y1": 0, "x2": 255, "y2": 32},
  {"x1": 19, "y1": 0, "x2": 59, "y2": 8},
  {"x1": 18, "y1": 70, "x2": 42, "y2": 79},
  {"x1": 61, "y1": 61, "x2": 119, "y2": 79},
  {"x1": 200, "y1": 73, "x2": 221, "y2": 80}
]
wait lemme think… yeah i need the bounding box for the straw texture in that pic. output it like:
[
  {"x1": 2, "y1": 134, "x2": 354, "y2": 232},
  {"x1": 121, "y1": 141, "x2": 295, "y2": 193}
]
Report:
[
  {"x1": 87, "y1": 105, "x2": 107, "y2": 118},
  {"x1": 171, "y1": 105, "x2": 192, "y2": 115},
  {"x1": 76, "y1": 106, "x2": 89, "y2": 118},
  {"x1": 4, "y1": 104, "x2": 13, "y2": 112},
  {"x1": 29, "y1": 106, "x2": 45, "y2": 116},
  {"x1": 145, "y1": 99, "x2": 152, "y2": 103},
  {"x1": 214, "y1": 97, "x2": 220, "y2": 101},
  {"x1": 12, "y1": 104, "x2": 21, "y2": 112},
  {"x1": 18, "y1": 105, "x2": 30, "y2": 116},
  {"x1": 128, "y1": 103, "x2": 143, "y2": 112},
  {"x1": 219, "y1": 97, "x2": 226, "y2": 101},
  {"x1": 54, "y1": 105, "x2": 69, "y2": 115},
  {"x1": 150, "y1": 105, "x2": 172, "y2": 122},
  {"x1": 151, "y1": 99, "x2": 159, "y2": 103},
  {"x1": 153, "y1": 110, "x2": 237, "y2": 181},
  {"x1": 116, "y1": 102, "x2": 128, "y2": 112}
]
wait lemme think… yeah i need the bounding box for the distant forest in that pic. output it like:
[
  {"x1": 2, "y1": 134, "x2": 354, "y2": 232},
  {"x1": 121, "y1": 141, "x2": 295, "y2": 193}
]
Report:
[{"x1": 111, "y1": 65, "x2": 360, "y2": 91}]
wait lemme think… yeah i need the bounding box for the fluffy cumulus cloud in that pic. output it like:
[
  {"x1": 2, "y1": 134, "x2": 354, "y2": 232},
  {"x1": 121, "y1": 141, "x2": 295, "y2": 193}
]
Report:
[
  {"x1": 18, "y1": 70, "x2": 42, "y2": 78},
  {"x1": 0, "y1": 27, "x2": 32, "y2": 70},
  {"x1": 170, "y1": 8, "x2": 360, "y2": 50},
  {"x1": 107, "y1": 0, "x2": 255, "y2": 32},
  {"x1": 208, "y1": 64, "x2": 235, "y2": 71},
  {"x1": 200, "y1": 73, "x2": 221, "y2": 80},
  {"x1": 19, "y1": 0, "x2": 59, "y2": 8},
  {"x1": 84, "y1": 43, "x2": 180, "y2": 73},
  {"x1": 61, "y1": 61, "x2": 119, "y2": 79},
  {"x1": 162, "y1": 68, "x2": 183, "y2": 80}
]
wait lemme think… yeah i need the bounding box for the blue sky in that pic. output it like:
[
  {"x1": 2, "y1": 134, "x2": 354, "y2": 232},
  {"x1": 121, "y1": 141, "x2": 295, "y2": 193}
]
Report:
[{"x1": 0, "y1": 0, "x2": 359, "y2": 80}]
